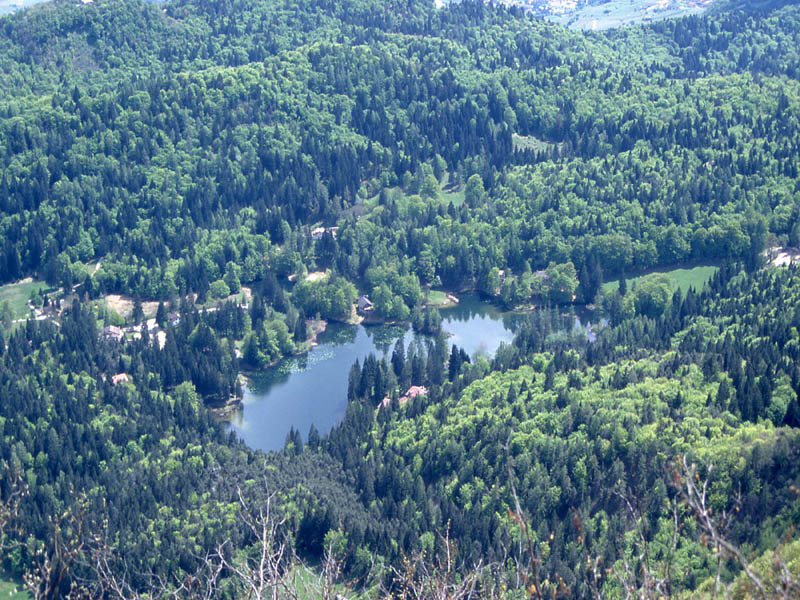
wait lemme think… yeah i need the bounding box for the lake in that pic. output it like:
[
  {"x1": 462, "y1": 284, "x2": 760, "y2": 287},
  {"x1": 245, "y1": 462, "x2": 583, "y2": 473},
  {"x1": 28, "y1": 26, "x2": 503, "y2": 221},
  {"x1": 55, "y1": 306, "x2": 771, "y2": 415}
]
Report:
[{"x1": 228, "y1": 295, "x2": 595, "y2": 452}]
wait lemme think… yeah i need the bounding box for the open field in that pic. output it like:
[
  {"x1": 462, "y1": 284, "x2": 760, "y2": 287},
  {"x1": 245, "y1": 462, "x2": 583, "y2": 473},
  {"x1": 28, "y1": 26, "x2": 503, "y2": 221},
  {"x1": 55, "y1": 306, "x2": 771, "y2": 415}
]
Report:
[
  {"x1": 440, "y1": 185, "x2": 465, "y2": 207},
  {"x1": 0, "y1": 278, "x2": 48, "y2": 319},
  {"x1": 439, "y1": 172, "x2": 465, "y2": 206},
  {"x1": 103, "y1": 294, "x2": 161, "y2": 320},
  {"x1": 284, "y1": 565, "x2": 366, "y2": 600},
  {"x1": 0, "y1": 571, "x2": 30, "y2": 600},
  {"x1": 603, "y1": 265, "x2": 719, "y2": 295},
  {"x1": 425, "y1": 289, "x2": 453, "y2": 307},
  {"x1": 305, "y1": 271, "x2": 328, "y2": 282}
]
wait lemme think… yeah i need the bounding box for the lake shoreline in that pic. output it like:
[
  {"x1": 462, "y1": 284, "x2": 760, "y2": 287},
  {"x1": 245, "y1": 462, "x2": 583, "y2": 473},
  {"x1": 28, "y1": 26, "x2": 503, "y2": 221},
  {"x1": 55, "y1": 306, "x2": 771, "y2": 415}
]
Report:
[
  {"x1": 227, "y1": 293, "x2": 525, "y2": 452},
  {"x1": 216, "y1": 293, "x2": 602, "y2": 426}
]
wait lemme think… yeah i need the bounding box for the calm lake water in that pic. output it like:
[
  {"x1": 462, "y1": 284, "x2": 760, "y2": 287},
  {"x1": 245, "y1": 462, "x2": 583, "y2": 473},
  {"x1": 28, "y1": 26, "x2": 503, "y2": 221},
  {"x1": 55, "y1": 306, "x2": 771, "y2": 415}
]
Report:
[{"x1": 229, "y1": 295, "x2": 595, "y2": 453}]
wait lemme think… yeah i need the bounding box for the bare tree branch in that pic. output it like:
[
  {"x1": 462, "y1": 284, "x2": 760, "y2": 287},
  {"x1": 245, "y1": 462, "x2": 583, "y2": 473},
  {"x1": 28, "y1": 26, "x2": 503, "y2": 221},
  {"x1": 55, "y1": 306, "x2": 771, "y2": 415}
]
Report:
[
  {"x1": 21, "y1": 492, "x2": 90, "y2": 600},
  {"x1": 675, "y1": 456, "x2": 800, "y2": 600},
  {"x1": 386, "y1": 527, "x2": 485, "y2": 600},
  {"x1": 214, "y1": 483, "x2": 298, "y2": 600},
  {"x1": 0, "y1": 464, "x2": 26, "y2": 547}
]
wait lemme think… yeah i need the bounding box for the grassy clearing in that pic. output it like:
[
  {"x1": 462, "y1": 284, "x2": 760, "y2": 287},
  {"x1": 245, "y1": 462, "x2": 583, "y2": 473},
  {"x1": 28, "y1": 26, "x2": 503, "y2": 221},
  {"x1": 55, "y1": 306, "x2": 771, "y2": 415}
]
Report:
[
  {"x1": 603, "y1": 265, "x2": 719, "y2": 295},
  {"x1": 441, "y1": 186, "x2": 465, "y2": 207},
  {"x1": 285, "y1": 565, "x2": 367, "y2": 600},
  {"x1": 439, "y1": 171, "x2": 465, "y2": 207},
  {"x1": 425, "y1": 289, "x2": 452, "y2": 307},
  {"x1": 0, "y1": 278, "x2": 48, "y2": 319},
  {"x1": 102, "y1": 294, "x2": 162, "y2": 320},
  {"x1": 0, "y1": 571, "x2": 30, "y2": 600}
]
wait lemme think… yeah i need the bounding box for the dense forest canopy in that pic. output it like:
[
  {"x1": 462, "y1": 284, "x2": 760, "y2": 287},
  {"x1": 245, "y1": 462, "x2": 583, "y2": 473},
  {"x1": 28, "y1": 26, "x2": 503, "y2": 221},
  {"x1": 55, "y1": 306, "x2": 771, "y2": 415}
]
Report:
[
  {"x1": 0, "y1": 0, "x2": 798, "y2": 301},
  {"x1": 0, "y1": 0, "x2": 798, "y2": 597}
]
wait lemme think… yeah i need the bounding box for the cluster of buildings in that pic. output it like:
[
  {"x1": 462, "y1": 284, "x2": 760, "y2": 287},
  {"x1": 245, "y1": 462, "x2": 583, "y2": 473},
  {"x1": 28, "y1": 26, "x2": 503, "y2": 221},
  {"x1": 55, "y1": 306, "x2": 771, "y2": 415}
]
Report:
[
  {"x1": 490, "y1": 0, "x2": 714, "y2": 19},
  {"x1": 310, "y1": 226, "x2": 339, "y2": 241},
  {"x1": 26, "y1": 294, "x2": 74, "y2": 324},
  {"x1": 379, "y1": 385, "x2": 429, "y2": 409},
  {"x1": 101, "y1": 312, "x2": 180, "y2": 348}
]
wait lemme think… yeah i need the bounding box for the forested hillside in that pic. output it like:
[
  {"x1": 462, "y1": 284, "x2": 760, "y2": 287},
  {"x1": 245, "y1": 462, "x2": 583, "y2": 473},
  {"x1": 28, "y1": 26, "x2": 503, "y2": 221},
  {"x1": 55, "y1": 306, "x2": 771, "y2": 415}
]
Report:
[
  {"x1": 324, "y1": 264, "x2": 800, "y2": 596},
  {"x1": 0, "y1": 0, "x2": 799, "y2": 597}
]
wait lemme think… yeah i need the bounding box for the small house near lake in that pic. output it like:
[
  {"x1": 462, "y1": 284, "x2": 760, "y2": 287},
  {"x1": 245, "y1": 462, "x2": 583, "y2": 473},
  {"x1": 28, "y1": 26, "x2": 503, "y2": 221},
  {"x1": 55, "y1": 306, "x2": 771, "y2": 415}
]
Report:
[
  {"x1": 311, "y1": 226, "x2": 339, "y2": 241},
  {"x1": 357, "y1": 295, "x2": 374, "y2": 315},
  {"x1": 380, "y1": 385, "x2": 429, "y2": 409}
]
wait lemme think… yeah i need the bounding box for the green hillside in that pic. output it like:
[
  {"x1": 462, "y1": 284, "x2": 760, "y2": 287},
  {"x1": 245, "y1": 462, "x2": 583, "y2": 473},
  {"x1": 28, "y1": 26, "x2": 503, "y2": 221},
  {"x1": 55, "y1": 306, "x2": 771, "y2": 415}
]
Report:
[{"x1": 0, "y1": 0, "x2": 797, "y2": 597}]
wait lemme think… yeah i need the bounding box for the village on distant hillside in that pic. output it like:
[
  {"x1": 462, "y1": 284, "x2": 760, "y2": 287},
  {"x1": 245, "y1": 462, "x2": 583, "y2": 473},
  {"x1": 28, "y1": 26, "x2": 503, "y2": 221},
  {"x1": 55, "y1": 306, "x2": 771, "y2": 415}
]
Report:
[
  {"x1": 482, "y1": 0, "x2": 715, "y2": 29},
  {"x1": 507, "y1": 0, "x2": 713, "y2": 16}
]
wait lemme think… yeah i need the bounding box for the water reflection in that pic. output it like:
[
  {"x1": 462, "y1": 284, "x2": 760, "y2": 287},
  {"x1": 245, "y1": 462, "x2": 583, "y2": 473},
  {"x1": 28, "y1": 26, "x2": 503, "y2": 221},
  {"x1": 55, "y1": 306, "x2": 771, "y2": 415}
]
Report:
[
  {"x1": 317, "y1": 323, "x2": 359, "y2": 346},
  {"x1": 229, "y1": 294, "x2": 603, "y2": 453},
  {"x1": 361, "y1": 323, "x2": 409, "y2": 354}
]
